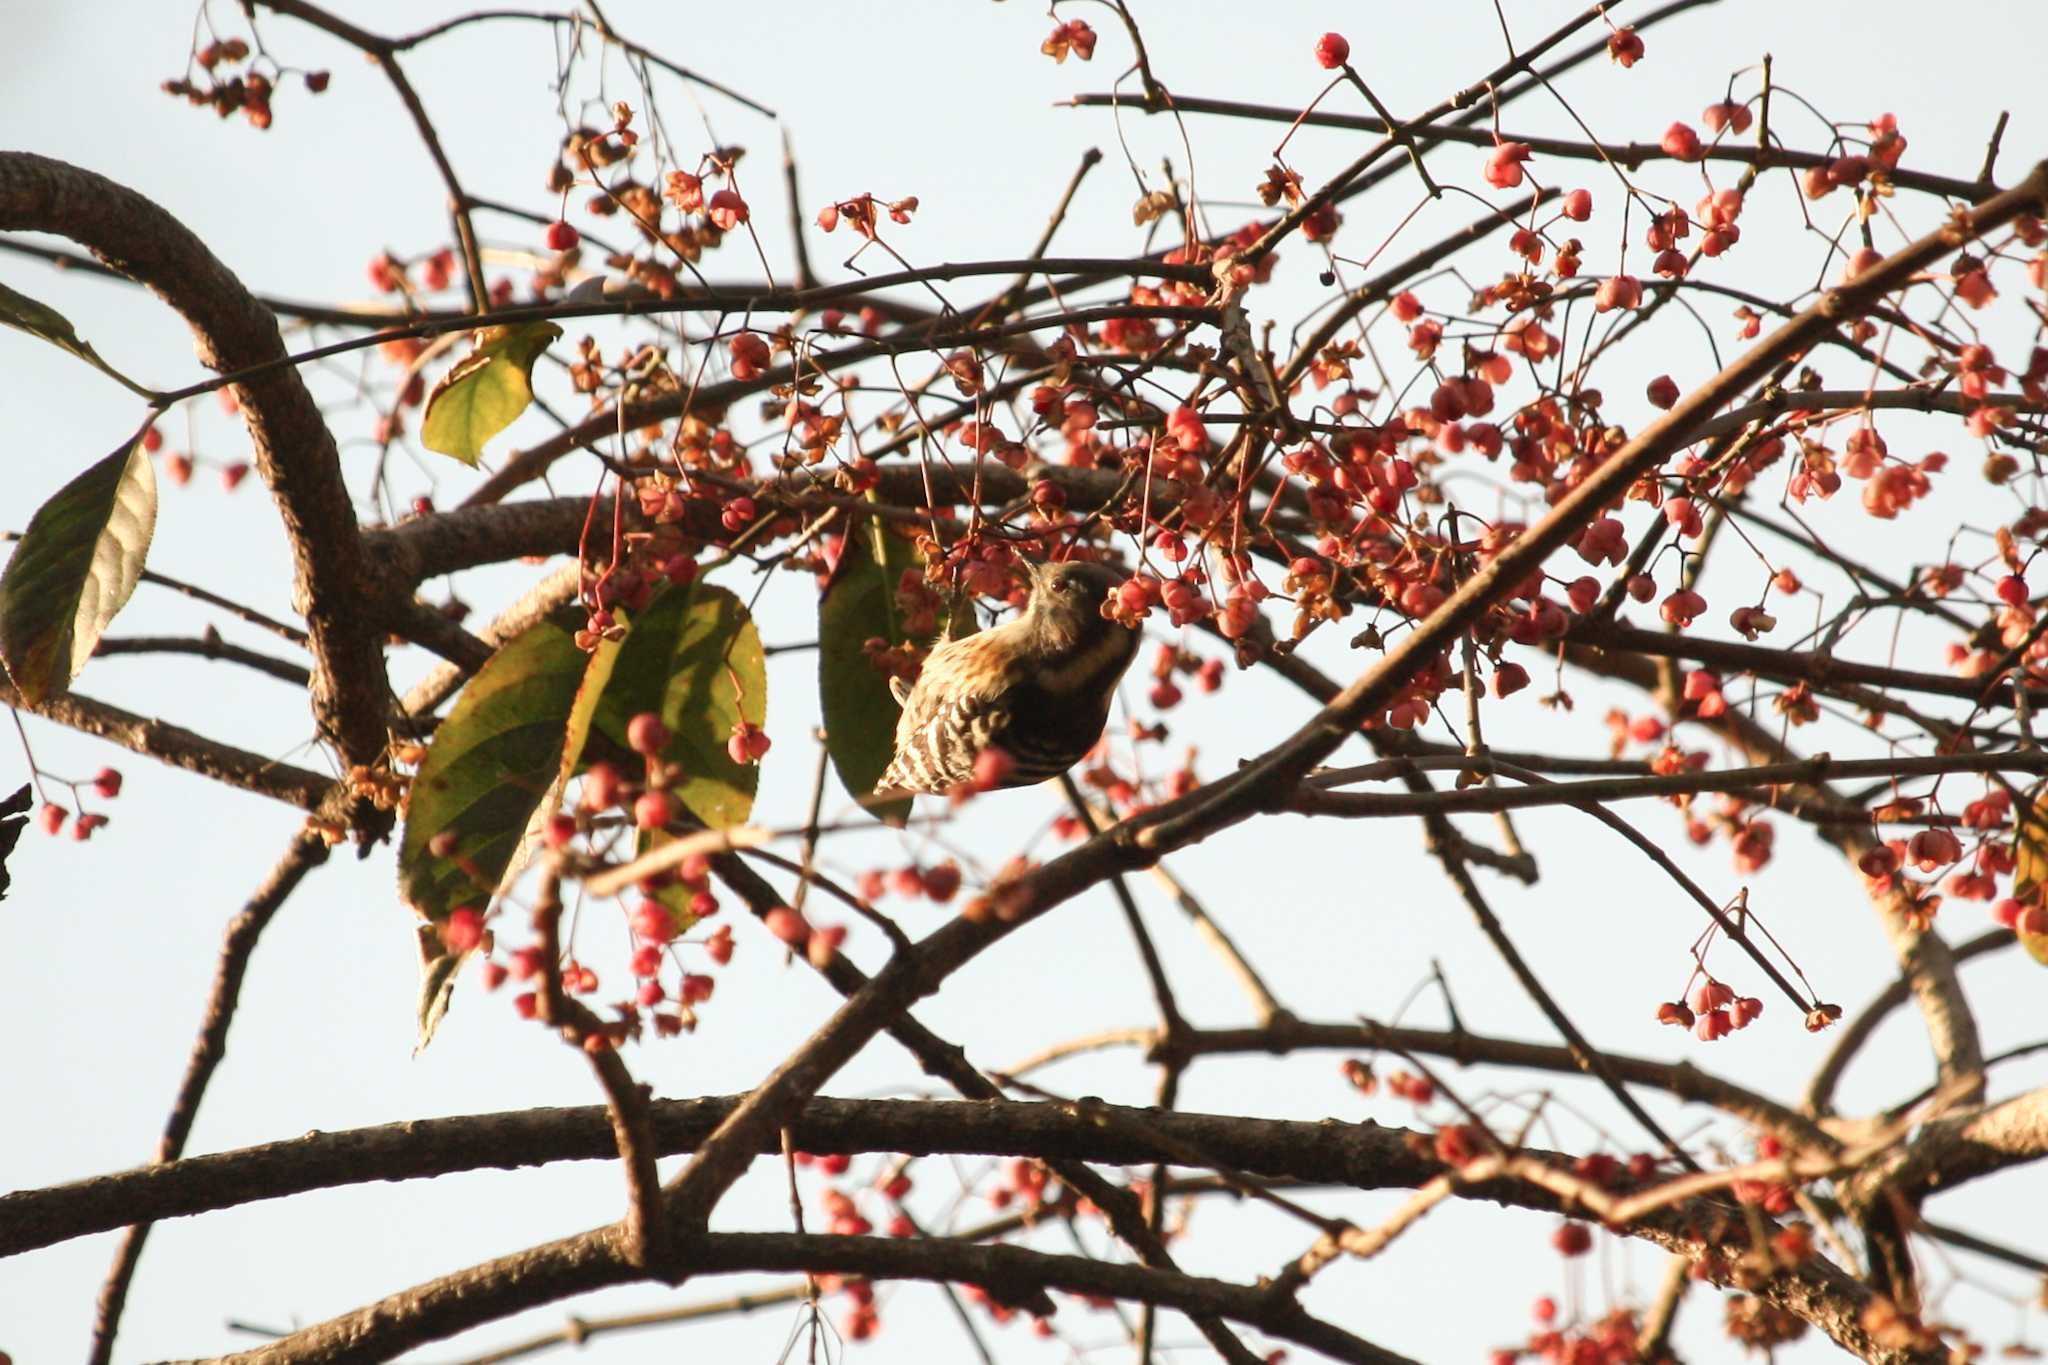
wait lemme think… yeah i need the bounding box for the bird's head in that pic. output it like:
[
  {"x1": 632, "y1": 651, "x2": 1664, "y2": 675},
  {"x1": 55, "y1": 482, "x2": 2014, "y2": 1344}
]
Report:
[{"x1": 1020, "y1": 558, "x2": 1127, "y2": 654}]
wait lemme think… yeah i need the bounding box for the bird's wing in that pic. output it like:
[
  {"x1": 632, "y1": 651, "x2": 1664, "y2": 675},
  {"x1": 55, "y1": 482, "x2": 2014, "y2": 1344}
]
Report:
[{"x1": 877, "y1": 630, "x2": 1020, "y2": 793}]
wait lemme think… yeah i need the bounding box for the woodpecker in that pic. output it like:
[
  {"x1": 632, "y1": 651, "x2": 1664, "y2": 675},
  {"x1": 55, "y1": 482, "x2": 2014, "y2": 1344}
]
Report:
[{"x1": 877, "y1": 559, "x2": 1139, "y2": 795}]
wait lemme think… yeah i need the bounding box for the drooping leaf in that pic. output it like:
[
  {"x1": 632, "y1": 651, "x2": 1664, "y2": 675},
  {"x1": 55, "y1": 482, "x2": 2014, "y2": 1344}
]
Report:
[
  {"x1": 817, "y1": 511, "x2": 972, "y2": 820},
  {"x1": 398, "y1": 605, "x2": 592, "y2": 924},
  {"x1": 414, "y1": 922, "x2": 469, "y2": 1054},
  {"x1": 592, "y1": 581, "x2": 765, "y2": 831},
  {"x1": 403, "y1": 602, "x2": 628, "y2": 1052},
  {"x1": 0, "y1": 280, "x2": 154, "y2": 397},
  {"x1": 0, "y1": 435, "x2": 158, "y2": 705},
  {"x1": 0, "y1": 783, "x2": 29, "y2": 904},
  {"x1": 420, "y1": 320, "x2": 562, "y2": 466}
]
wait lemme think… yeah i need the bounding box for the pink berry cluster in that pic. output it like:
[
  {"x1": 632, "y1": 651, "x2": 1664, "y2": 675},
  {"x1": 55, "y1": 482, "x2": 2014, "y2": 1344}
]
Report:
[
  {"x1": 1656, "y1": 978, "x2": 1763, "y2": 1042},
  {"x1": 35, "y1": 766, "x2": 122, "y2": 842}
]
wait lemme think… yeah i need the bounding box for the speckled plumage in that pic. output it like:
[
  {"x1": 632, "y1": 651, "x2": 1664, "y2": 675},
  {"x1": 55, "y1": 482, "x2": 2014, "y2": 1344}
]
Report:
[{"x1": 877, "y1": 560, "x2": 1138, "y2": 795}]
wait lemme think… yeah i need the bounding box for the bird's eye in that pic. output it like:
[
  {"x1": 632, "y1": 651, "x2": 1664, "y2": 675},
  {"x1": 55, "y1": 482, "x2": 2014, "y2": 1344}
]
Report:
[{"x1": 1060, "y1": 576, "x2": 1081, "y2": 596}]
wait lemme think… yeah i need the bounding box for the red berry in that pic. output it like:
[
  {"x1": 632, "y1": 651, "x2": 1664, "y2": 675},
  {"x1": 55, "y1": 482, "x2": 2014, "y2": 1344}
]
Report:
[
  {"x1": 92, "y1": 767, "x2": 123, "y2": 799},
  {"x1": 765, "y1": 906, "x2": 809, "y2": 946},
  {"x1": 706, "y1": 189, "x2": 749, "y2": 231},
  {"x1": 627, "y1": 711, "x2": 670, "y2": 756},
  {"x1": 1660, "y1": 122, "x2": 1702, "y2": 161},
  {"x1": 1646, "y1": 375, "x2": 1680, "y2": 409},
  {"x1": 1313, "y1": 32, "x2": 1350, "y2": 69},
  {"x1": 1997, "y1": 574, "x2": 2029, "y2": 607},
  {"x1": 581, "y1": 762, "x2": 622, "y2": 810},
  {"x1": 441, "y1": 907, "x2": 485, "y2": 953},
  {"x1": 634, "y1": 790, "x2": 673, "y2": 830},
  {"x1": 544, "y1": 219, "x2": 579, "y2": 251},
  {"x1": 1561, "y1": 188, "x2": 1592, "y2": 221},
  {"x1": 1551, "y1": 1223, "x2": 1593, "y2": 1257},
  {"x1": 922, "y1": 862, "x2": 962, "y2": 903},
  {"x1": 633, "y1": 902, "x2": 677, "y2": 943},
  {"x1": 39, "y1": 803, "x2": 66, "y2": 836}
]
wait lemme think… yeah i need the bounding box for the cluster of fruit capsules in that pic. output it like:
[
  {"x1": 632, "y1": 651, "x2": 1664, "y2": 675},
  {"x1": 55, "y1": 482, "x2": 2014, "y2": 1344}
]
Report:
[
  {"x1": 1656, "y1": 978, "x2": 1764, "y2": 1041},
  {"x1": 35, "y1": 766, "x2": 122, "y2": 842}
]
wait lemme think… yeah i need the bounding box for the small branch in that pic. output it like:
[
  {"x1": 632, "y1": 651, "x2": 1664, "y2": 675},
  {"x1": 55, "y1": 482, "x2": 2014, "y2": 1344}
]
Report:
[
  {"x1": 1145, "y1": 858, "x2": 1286, "y2": 1025},
  {"x1": 244, "y1": 0, "x2": 489, "y2": 307},
  {"x1": 529, "y1": 866, "x2": 663, "y2": 1266},
  {"x1": 86, "y1": 833, "x2": 330, "y2": 1365},
  {"x1": 136, "y1": 567, "x2": 309, "y2": 645},
  {"x1": 1294, "y1": 752, "x2": 2048, "y2": 819},
  {"x1": 1633, "y1": 1252, "x2": 1692, "y2": 1362},
  {"x1": 1805, "y1": 929, "x2": 2017, "y2": 1118},
  {"x1": 92, "y1": 632, "x2": 310, "y2": 687},
  {"x1": 1072, "y1": 93, "x2": 2006, "y2": 205},
  {"x1": 2, "y1": 680, "x2": 334, "y2": 812}
]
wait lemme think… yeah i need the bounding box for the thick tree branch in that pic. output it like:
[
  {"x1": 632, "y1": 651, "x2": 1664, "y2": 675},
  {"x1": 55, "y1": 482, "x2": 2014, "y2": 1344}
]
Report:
[{"x1": 0, "y1": 153, "x2": 390, "y2": 838}]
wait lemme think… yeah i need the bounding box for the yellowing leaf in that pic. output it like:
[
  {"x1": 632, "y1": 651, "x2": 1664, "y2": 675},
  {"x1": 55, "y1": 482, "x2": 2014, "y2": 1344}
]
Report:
[{"x1": 421, "y1": 321, "x2": 561, "y2": 465}]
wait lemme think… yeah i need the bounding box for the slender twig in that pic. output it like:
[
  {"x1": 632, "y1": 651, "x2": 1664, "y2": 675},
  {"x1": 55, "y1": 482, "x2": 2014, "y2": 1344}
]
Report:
[
  {"x1": 1805, "y1": 928, "x2": 2017, "y2": 1118},
  {"x1": 85, "y1": 833, "x2": 330, "y2": 1365},
  {"x1": 92, "y1": 633, "x2": 310, "y2": 687}
]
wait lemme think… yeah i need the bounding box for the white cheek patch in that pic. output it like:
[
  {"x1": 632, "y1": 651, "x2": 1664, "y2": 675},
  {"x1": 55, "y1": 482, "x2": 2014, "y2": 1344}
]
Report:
[{"x1": 1034, "y1": 626, "x2": 1137, "y2": 696}]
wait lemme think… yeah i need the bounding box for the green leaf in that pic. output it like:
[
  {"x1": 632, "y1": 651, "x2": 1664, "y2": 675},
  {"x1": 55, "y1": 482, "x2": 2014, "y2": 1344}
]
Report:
[
  {"x1": 420, "y1": 321, "x2": 562, "y2": 466},
  {"x1": 398, "y1": 605, "x2": 592, "y2": 924},
  {"x1": 0, "y1": 435, "x2": 158, "y2": 705},
  {"x1": 0, "y1": 280, "x2": 155, "y2": 398},
  {"x1": 593, "y1": 581, "x2": 765, "y2": 831},
  {"x1": 817, "y1": 512, "x2": 969, "y2": 820}
]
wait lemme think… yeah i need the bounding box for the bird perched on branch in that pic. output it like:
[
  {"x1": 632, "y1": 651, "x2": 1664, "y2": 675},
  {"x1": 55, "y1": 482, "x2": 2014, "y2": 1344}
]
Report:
[{"x1": 877, "y1": 559, "x2": 1139, "y2": 796}]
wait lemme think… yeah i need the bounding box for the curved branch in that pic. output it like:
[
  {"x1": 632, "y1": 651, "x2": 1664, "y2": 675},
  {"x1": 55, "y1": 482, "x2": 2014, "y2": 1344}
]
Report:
[
  {"x1": 1805, "y1": 929, "x2": 2017, "y2": 1118},
  {"x1": 0, "y1": 153, "x2": 390, "y2": 834},
  {"x1": 197, "y1": 1227, "x2": 1414, "y2": 1365}
]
